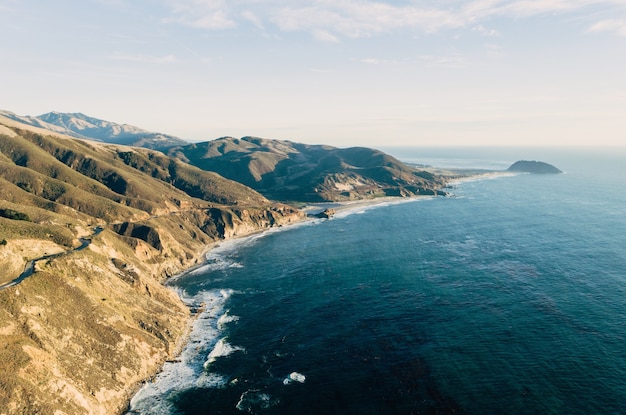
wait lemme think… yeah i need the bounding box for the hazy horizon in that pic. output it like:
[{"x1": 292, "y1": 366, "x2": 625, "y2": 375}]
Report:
[{"x1": 2, "y1": 1, "x2": 625, "y2": 148}]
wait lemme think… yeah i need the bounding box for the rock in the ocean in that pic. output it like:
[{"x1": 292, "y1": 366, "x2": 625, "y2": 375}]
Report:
[
  {"x1": 507, "y1": 160, "x2": 562, "y2": 174},
  {"x1": 315, "y1": 208, "x2": 336, "y2": 219}
]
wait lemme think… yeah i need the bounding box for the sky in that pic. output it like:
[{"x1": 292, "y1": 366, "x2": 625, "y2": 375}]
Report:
[{"x1": 1, "y1": 0, "x2": 625, "y2": 147}]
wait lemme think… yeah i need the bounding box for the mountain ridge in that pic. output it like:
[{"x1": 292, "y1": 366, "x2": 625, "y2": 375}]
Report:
[
  {"x1": 2, "y1": 111, "x2": 450, "y2": 203},
  {"x1": 168, "y1": 136, "x2": 448, "y2": 202},
  {"x1": 0, "y1": 110, "x2": 189, "y2": 150}
]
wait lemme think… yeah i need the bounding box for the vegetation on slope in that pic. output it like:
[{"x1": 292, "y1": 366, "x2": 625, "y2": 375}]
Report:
[
  {"x1": 168, "y1": 136, "x2": 448, "y2": 202},
  {"x1": 0, "y1": 119, "x2": 304, "y2": 415}
]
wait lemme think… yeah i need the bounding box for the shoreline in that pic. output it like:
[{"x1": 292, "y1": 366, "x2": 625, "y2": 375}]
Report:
[
  {"x1": 123, "y1": 174, "x2": 503, "y2": 412},
  {"x1": 123, "y1": 196, "x2": 419, "y2": 412}
]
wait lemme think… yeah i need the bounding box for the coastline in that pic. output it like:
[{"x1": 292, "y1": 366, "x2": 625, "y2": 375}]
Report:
[
  {"x1": 446, "y1": 170, "x2": 518, "y2": 186},
  {"x1": 123, "y1": 193, "x2": 443, "y2": 412},
  {"x1": 125, "y1": 174, "x2": 506, "y2": 412}
]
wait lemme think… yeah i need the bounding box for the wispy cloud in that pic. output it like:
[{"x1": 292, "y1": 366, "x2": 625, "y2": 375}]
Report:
[
  {"x1": 241, "y1": 10, "x2": 264, "y2": 30},
  {"x1": 313, "y1": 29, "x2": 340, "y2": 43},
  {"x1": 418, "y1": 54, "x2": 468, "y2": 69},
  {"x1": 360, "y1": 57, "x2": 401, "y2": 66},
  {"x1": 587, "y1": 18, "x2": 626, "y2": 35},
  {"x1": 163, "y1": 0, "x2": 236, "y2": 29},
  {"x1": 270, "y1": 1, "x2": 463, "y2": 39},
  {"x1": 160, "y1": 0, "x2": 626, "y2": 39},
  {"x1": 110, "y1": 53, "x2": 177, "y2": 64},
  {"x1": 472, "y1": 25, "x2": 500, "y2": 37}
]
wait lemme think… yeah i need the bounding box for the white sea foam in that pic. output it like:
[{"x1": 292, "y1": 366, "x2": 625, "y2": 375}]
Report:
[
  {"x1": 282, "y1": 371, "x2": 306, "y2": 385},
  {"x1": 126, "y1": 288, "x2": 236, "y2": 414},
  {"x1": 236, "y1": 390, "x2": 277, "y2": 413},
  {"x1": 187, "y1": 260, "x2": 243, "y2": 276},
  {"x1": 217, "y1": 311, "x2": 239, "y2": 330},
  {"x1": 204, "y1": 337, "x2": 244, "y2": 368},
  {"x1": 330, "y1": 197, "x2": 429, "y2": 220},
  {"x1": 448, "y1": 171, "x2": 519, "y2": 186}
]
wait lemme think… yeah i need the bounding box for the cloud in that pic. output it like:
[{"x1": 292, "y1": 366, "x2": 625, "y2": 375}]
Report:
[
  {"x1": 360, "y1": 57, "x2": 401, "y2": 65},
  {"x1": 241, "y1": 10, "x2": 264, "y2": 30},
  {"x1": 163, "y1": 0, "x2": 236, "y2": 29},
  {"x1": 313, "y1": 29, "x2": 340, "y2": 43},
  {"x1": 110, "y1": 53, "x2": 177, "y2": 64},
  {"x1": 161, "y1": 0, "x2": 626, "y2": 39},
  {"x1": 587, "y1": 18, "x2": 626, "y2": 35},
  {"x1": 418, "y1": 54, "x2": 468, "y2": 69},
  {"x1": 271, "y1": 1, "x2": 464, "y2": 38},
  {"x1": 472, "y1": 25, "x2": 500, "y2": 37},
  {"x1": 361, "y1": 58, "x2": 382, "y2": 65}
]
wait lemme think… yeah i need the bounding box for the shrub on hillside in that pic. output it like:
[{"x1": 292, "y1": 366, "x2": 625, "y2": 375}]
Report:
[{"x1": 0, "y1": 208, "x2": 31, "y2": 222}]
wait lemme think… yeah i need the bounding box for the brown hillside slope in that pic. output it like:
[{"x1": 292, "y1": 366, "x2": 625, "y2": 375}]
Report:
[
  {"x1": 0, "y1": 119, "x2": 304, "y2": 415},
  {"x1": 168, "y1": 136, "x2": 448, "y2": 202}
]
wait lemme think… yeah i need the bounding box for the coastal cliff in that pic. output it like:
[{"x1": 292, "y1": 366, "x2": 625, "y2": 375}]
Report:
[
  {"x1": 1, "y1": 111, "x2": 453, "y2": 414},
  {"x1": 0, "y1": 117, "x2": 304, "y2": 415},
  {"x1": 0, "y1": 206, "x2": 303, "y2": 415}
]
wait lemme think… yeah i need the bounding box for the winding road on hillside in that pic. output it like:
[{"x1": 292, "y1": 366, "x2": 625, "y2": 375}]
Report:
[{"x1": 0, "y1": 227, "x2": 103, "y2": 291}]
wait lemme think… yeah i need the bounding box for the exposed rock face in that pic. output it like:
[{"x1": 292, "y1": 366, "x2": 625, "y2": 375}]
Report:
[
  {"x1": 0, "y1": 205, "x2": 304, "y2": 415},
  {"x1": 314, "y1": 208, "x2": 336, "y2": 219},
  {"x1": 507, "y1": 160, "x2": 562, "y2": 174}
]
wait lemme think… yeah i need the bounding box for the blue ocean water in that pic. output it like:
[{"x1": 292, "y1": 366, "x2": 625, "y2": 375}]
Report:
[{"x1": 128, "y1": 147, "x2": 626, "y2": 414}]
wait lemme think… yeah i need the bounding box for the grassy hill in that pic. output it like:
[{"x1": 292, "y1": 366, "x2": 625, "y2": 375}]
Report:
[
  {"x1": 0, "y1": 116, "x2": 303, "y2": 415},
  {"x1": 168, "y1": 136, "x2": 448, "y2": 202}
]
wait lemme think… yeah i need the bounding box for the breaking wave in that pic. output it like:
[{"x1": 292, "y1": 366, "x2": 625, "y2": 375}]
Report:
[{"x1": 125, "y1": 289, "x2": 237, "y2": 414}]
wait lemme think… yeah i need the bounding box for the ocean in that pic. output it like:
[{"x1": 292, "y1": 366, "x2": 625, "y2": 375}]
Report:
[{"x1": 127, "y1": 147, "x2": 626, "y2": 414}]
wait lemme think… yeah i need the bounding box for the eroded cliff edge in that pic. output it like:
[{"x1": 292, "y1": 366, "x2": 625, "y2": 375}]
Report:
[
  {"x1": 0, "y1": 113, "x2": 450, "y2": 414},
  {"x1": 0, "y1": 120, "x2": 304, "y2": 415},
  {"x1": 0, "y1": 205, "x2": 303, "y2": 415}
]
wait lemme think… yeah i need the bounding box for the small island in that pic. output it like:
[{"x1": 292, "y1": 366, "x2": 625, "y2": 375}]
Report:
[{"x1": 507, "y1": 160, "x2": 562, "y2": 174}]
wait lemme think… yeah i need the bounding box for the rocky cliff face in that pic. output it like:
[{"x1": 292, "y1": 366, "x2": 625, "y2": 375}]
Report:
[{"x1": 0, "y1": 205, "x2": 304, "y2": 415}]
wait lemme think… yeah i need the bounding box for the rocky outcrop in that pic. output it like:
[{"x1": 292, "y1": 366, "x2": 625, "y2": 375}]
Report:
[
  {"x1": 507, "y1": 160, "x2": 562, "y2": 174},
  {"x1": 312, "y1": 208, "x2": 336, "y2": 219}
]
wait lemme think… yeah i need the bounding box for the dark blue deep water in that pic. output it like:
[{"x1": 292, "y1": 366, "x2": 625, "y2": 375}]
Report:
[{"x1": 128, "y1": 147, "x2": 626, "y2": 414}]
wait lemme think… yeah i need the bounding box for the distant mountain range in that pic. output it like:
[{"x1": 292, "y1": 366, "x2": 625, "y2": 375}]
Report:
[{"x1": 0, "y1": 110, "x2": 188, "y2": 150}]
